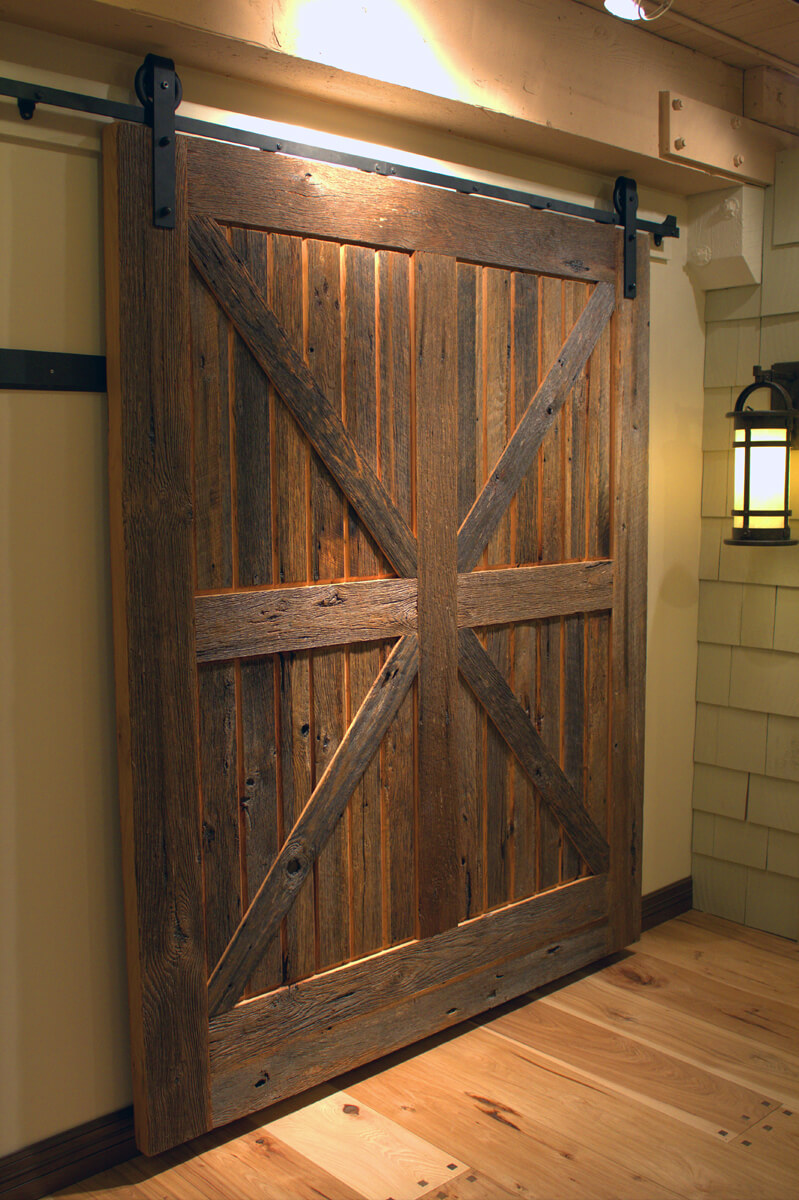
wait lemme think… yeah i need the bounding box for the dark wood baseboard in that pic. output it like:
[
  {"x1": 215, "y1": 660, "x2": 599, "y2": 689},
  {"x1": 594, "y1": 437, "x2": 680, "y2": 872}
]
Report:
[
  {"x1": 0, "y1": 877, "x2": 693, "y2": 1200},
  {"x1": 0, "y1": 1107, "x2": 135, "y2": 1200},
  {"x1": 641, "y1": 875, "x2": 693, "y2": 932}
]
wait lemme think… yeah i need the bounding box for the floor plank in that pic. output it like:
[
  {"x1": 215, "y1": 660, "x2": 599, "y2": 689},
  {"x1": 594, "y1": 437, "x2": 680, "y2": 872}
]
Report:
[
  {"x1": 52, "y1": 913, "x2": 799, "y2": 1200},
  {"x1": 479, "y1": 998, "x2": 781, "y2": 1137},
  {"x1": 260, "y1": 1089, "x2": 468, "y2": 1199},
  {"x1": 680, "y1": 911, "x2": 799, "y2": 960},
  {"x1": 543, "y1": 971, "x2": 799, "y2": 1108},
  {"x1": 638, "y1": 920, "x2": 799, "y2": 1006}
]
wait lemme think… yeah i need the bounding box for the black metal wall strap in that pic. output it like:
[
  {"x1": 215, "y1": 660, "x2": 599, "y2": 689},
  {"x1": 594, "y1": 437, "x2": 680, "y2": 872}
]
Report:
[{"x1": 0, "y1": 349, "x2": 107, "y2": 392}]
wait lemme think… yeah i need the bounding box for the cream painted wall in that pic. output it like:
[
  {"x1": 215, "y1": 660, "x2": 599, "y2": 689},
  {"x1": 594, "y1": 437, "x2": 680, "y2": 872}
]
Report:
[{"x1": 0, "y1": 18, "x2": 704, "y2": 1156}]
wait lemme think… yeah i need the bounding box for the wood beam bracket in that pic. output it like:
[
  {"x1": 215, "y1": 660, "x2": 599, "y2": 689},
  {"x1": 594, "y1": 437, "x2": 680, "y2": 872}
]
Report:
[{"x1": 134, "y1": 53, "x2": 183, "y2": 229}]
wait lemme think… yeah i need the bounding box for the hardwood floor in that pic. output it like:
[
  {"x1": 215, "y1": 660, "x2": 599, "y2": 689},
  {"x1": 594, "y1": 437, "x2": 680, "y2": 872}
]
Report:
[{"x1": 52, "y1": 911, "x2": 799, "y2": 1200}]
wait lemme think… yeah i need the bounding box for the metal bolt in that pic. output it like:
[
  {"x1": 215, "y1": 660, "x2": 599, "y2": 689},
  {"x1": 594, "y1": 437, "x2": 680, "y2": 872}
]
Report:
[
  {"x1": 672, "y1": 98, "x2": 683, "y2": 110},
  {"x1": 160, "y1": 79, "x2": 170, "y2": 89},
  {"x1": 674, "y1": 137, "x2": 686, "y2": 150},
  {"x1": 159, "y1": 135, "x2": 171, "y2": 147},
  {"x1": 159, "y1": 205, "x2": 172, "y2": 217},
  {"x1": 733, "y1": 154, "x2": 745, "y2": 168}
]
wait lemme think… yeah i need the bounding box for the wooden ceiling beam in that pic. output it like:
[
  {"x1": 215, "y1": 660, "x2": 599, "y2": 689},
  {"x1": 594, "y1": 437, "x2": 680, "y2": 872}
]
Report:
[{"x1": 1, "y1": 0, "x2": 796, "y2": 193}]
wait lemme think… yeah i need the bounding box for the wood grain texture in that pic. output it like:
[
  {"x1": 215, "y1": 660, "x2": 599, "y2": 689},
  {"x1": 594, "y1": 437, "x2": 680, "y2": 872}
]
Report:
[
  {"x1": 269, "y1": 232, "x2": 315, "y2": 987},
  {"x1": 537, "y1": 278, "x2": 565, "y2": 891},
  {"x1": 377, "y1": 250, "x2": 416, "y2": 948},
  {"x1": 229, "y1": 228, "x2": 282, "y2": 995},
  {"x1": 264, "y1": 1091, "x2": 468, "y2": 1198},
  {"x1": 187, "y1": 216, "x2": 417, "y2": 579},
  {"x1": 207, "y1": 636, "x2": 419, "y2": 1017},
  {"x1": 186, "y1": 140, "x2": 616, "y2": 285},
  {"x1": 195, "y1": 578, "x2": 417, "y2": 660},
  {"x1": 54, "y1": 916, "x2": 799, "y2": 1200},
  {"x1": 455, "y1": 265, "x2": 484, "y2": 923},
  {"x1": 607, "y1": 232, "x2": 648, "y2": 951},
  {"x1": 343, "y1": 244, "x2": 384, "y2": 961},
  {"x1": 483, "y1": 269, "x2": 513, "y2": 910},
  {"x1": 487, "y1": 1000, "x2": 780, "y2": 1139},
  {"x1": 103, "y1": 122, "x2": 210, "y2": 1155},
  {"x1": 562, "y1": 281, "x2": 590, "y2": 882},
  {"x1": 195, "y1": 562, "x2": 612, "y2": 663},
  {"x1": 208, "y1": 877, "x2": 608, "y2": 1122},
  {"x1": 415, "y1": 251, "x2": 460, "y2": 939},
  {"x1": 190, "y1": 255, "x2": 242, "y2": 974},
  {"x1": 305, "y1": 238, "x2": 349, "y2": 975},
  {"x1": 511, "y1": 270, "x2": 540, "y2": 903},
  {"x1": 458, "y1": 628, "x2": 609, "y2": 875},
  {"x1": 457, "y1": 281, "x2": 615, "y2": 574}
]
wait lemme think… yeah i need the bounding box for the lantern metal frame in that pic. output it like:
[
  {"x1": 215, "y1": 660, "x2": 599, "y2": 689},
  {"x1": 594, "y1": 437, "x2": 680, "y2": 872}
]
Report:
[{"x1": 725, "y1": 362, "x2": 799, "y2": 547}]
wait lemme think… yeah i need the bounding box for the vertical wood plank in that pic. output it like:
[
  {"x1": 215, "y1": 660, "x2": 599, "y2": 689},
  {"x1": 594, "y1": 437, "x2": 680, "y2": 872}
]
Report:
[
  {"x1": 231, "y1": 227, "x2": 282, "y2": 995},
  {"x1": 415, "y1": 251, "x2": 460, "y2": 939},
  {"x1": 190, "y1": 258, "x2": 241, "y2": 971},
  {"x1": 307, "y1": 238, "x2": 350, "y2": 972},
  {"x1": 343, "y1": 244, "x2": 384, "y2": 958},
  {"x1": 537, "y1": 277, "x2": 564, "y2": 891},
  {"x1": 456, "y1": 263, "x2": 485, "y2": 921},
  {"x1": 103, "y1": 121, "x2": 209, "y2": 1153},
  {"x1": 511, "y1": 270, "x2": 539, "y2": 899},
  {"x1": 585, "y1": 280, "x2": 613, "y2": 879},
  {"x1": 378, "y1": 250, "x2": 415, "y2": 945},
  {"x1": 609, "y1": 233, "x2": 648, "y2": 949},
  {"x1": 484, "y1": 269, "x2": 513, "y2": 908},
  {"x1": 271, "y1": 233, "x2": 315, "y2": 983},
  {"x1": 562, "y1": 282, "x2": 590, "y2": 882}
]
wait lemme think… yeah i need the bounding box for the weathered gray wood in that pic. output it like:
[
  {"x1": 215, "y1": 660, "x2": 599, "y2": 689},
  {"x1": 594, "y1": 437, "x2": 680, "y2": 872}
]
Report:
[
  {"x1": 103, "y1": 121, "x2": 209, "y2": 1154},
  {"x1": 458, "y1": 561, "x2": 613, "y2": 632},
  {"x1": 306, "y1": 237, "x2": 349, "y2": 975},
  {"x1": 343, "y1": 244, "x2": 384, "y2": 961},
  {"x1": 195, "y1": 578, "x2": 417, "y2": 660},
  {"x1": 195, "y1": 562, "x2": 612, "y2": 662},
  {"x1": 608, "y1": 233, "x2": 649, "y2": 951},
  {"x1": 209, "y1": 875, "x2": 608, "y2": 1123},
  {"x1": 186, "y1": 140, "x2": 616, "y2": 285},
  {"x1": 378, "y1": 249, "x2": 416, "y2": 947},
  {"x1": 511, "y1": 270, "x2": 539, "y2": 901},
  {"x1": 483, "y1": 268, "x2": 513, "y2": 909},
  {"x1": 188, "y1": 216, "x2": 417, "y2": 579},
  {"x1": 207, "y1": 635, "x2": 420, "y2": 1017},
  {"x1": 230, "y1": 227, "x2": 282, "y2": 995},
  {"x1": 415, "y1": 252, "x2": 460, "y2": 938},
  {"x1": 537, "y1": 276, "x2": 566, "y2": 891},
  {"x1": 457, "y1": 282, "x2": 615, "y2": 574},
  {"x1": 563, "y1": 280, "x2": 591, "y2": 882},
  {"x1": 458, "y1": 629, "x2": 610, "y2": 876}
]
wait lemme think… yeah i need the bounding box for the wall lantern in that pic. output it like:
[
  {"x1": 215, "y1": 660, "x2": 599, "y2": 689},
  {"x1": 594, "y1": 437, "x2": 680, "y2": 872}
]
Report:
[
  {"x1": 603, "y1": 1, "x2": 673, "y2": 20},
  {"x1": 726, "y1": 362, "x2": 799, "y2": 547}
]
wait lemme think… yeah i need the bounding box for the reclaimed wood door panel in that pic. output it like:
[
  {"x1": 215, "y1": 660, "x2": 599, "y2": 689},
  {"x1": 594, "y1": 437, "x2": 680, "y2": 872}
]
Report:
[{"x1": 104, "y1": 121, "x2": 647, "y2": 1155}]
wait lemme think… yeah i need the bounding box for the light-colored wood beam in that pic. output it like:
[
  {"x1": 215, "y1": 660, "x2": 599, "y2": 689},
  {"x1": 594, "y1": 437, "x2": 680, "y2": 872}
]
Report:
[
  {"x1": 0, "y1": 0, "x2": 792, "y2": 193},
  {"x1": 745, "y1": 66, "x2": 799, "y2": 137}
]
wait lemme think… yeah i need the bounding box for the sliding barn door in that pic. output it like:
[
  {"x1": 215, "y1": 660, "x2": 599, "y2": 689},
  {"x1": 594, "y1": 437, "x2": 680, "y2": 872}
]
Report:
[{"x1": 104, "y1": 121, "x2": 648, "y2": 1155}]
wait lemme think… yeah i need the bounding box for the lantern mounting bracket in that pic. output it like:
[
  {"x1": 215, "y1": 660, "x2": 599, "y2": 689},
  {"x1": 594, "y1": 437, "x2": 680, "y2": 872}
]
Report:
[{"x1": 750, "y1": 362, "x2": 799, "y2": 416}]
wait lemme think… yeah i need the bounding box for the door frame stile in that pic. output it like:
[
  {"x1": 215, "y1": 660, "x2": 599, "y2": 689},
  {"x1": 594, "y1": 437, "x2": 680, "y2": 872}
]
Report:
[{"x1": 103, "y1": 121, "x2": 211, "y2": 1155}]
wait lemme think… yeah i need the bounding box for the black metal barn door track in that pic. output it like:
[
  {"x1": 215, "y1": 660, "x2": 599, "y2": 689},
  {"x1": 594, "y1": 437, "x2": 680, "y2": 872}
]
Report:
[{"x1": 0, "y1": 53, "x2": 679, "y2": 391}]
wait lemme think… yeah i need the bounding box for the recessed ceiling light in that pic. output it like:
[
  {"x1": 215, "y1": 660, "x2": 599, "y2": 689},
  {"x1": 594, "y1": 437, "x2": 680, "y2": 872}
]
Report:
[{"x1": 603, "y1": 0, "x2": 674, "y2": 20}]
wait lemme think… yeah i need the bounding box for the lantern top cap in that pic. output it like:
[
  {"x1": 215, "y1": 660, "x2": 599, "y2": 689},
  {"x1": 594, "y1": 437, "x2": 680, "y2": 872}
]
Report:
[{"x1": 728, "y1": 362, "x2": 799, "y2": 424}]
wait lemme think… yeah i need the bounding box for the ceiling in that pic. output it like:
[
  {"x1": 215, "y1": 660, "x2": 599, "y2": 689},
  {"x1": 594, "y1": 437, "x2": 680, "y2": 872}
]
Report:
[{"x1": 576, "y1": 0, "x2": 799, "y2": 75}]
